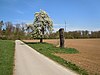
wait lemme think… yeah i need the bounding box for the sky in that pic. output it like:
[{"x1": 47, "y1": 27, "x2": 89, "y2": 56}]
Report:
[{"x1": 0, "y1": 0, "x2": 100, "y2": 31}]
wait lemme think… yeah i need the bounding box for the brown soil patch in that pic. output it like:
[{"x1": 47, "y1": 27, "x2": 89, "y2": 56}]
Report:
[{"x1": 23, "y1": 39, "x2": 100, "y2": 75}]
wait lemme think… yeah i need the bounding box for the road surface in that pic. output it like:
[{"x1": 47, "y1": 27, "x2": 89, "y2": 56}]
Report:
[{"x1": 14, "y1": 40, "x2": 77, "y2": 75}]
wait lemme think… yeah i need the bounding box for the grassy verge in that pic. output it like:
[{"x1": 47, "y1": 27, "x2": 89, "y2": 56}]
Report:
[
  {"x1": 25, "y1": 42, "x2": 88, "y2": 75},
  {"x1": 0, "y1": 40, "x2": 15, "y2": 75}
]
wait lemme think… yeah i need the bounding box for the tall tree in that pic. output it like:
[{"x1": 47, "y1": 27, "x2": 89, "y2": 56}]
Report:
[
  {"x1": 5, "y1": 22, "x2": 13, "y2": 39},
  {"x1": 0, "y1": 21, "x2": 3, "y2": 30},
  {"x1": 0, "y1": 21, "x2": 4, "y2": 38},
  {"x1": 28, "y1": 10, "x2": 53, "y2": 42}
]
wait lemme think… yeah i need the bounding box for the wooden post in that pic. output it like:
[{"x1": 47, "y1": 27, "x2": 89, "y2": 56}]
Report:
[{"x1": 59, "y1": 28, "x2": 64, "y2": 48}]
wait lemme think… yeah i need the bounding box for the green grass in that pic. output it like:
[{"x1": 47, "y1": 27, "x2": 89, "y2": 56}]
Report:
[
  {"x1": 0, "y1": 40, "x2": 15, "y2": 75},
  {"x1": 26, "y1": 42, "x2": 88, "y2": 75}
]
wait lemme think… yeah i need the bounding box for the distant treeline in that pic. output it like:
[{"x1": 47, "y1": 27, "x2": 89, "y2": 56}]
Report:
[
  {"x1": 0, "y1": 21, "x2": 31, "y2": 40},
  {"x1": 48, "y1": 30, "x2": 100, "y2": 39},
  {"x1": 0, "y1": 21, "x2": 100, "y2": 40}
]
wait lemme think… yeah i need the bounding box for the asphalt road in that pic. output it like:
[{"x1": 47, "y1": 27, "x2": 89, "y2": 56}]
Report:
[{"x1": 14, "y1": 40, "x2": 77, "y2": 75}]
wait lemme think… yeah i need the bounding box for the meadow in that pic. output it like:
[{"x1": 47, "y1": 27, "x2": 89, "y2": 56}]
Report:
[{"x1": 0, "y1": 40, "x2": 15, "y2": 75}]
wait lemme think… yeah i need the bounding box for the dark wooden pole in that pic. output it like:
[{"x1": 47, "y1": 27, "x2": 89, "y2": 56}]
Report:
[{"x1": 59, "y1": 28, "x2": 64, "y2": 48}]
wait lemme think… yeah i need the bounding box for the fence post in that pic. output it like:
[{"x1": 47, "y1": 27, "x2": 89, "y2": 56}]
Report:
[{"x1": 59, "y1": 28, "x2": 64, "y2": 48}]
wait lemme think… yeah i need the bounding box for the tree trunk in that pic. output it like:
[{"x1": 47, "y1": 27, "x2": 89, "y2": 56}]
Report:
[
  {"x1": 40, "y1": 27, "x2": 44, "y2": 43},
  {"x1": 40, "y1": 35, "x2": 43, "y2": 43}
]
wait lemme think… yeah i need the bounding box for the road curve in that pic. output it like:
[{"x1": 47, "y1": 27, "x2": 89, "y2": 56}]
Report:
[{"x1": 14, "y1": 40, "x2": 77, "y2": 75}]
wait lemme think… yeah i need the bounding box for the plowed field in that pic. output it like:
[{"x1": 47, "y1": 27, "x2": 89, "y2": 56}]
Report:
[{"x1": 23, "y1": 39, "x2": 100, "y2": 75}]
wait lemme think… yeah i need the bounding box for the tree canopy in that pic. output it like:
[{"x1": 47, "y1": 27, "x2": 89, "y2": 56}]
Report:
[{"x1": 27, "y1": 10, "x2": 53, "y2": 42}]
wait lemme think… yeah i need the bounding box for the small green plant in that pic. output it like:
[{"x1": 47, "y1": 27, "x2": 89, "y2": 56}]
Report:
[
  {"x1": 26, "y1": 42, "x2": 88, "y2": 75},
  {"x1": 0, "y1": 40, "x2": 15, "y2": 75}
]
